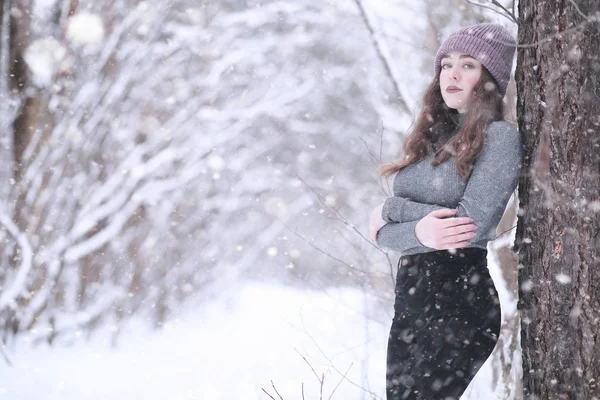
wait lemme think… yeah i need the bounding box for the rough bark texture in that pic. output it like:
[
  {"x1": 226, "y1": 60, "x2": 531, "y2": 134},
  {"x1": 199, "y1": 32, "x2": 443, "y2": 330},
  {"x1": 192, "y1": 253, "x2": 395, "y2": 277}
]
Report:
[{"x1": 516, "y1": 1, "x2": 600, "y2": 399}]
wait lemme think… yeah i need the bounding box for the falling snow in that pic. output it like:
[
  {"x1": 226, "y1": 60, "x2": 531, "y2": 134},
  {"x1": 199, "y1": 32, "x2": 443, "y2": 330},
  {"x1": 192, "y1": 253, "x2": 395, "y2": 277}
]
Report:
[{"x1": 66, "y1": 12, "x2": 105, "y2": 47}]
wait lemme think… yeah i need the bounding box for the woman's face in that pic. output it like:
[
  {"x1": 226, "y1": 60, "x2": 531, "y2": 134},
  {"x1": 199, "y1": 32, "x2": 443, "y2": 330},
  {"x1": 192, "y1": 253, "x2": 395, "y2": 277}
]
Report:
[{"x1": 439, "y1": 51, "x2": 482, "y2": 114}]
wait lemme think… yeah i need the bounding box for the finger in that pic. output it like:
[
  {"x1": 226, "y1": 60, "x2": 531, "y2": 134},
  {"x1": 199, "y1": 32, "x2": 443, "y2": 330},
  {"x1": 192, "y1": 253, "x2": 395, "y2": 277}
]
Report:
[
  {"x1": 428, "y1": 208, "x2": 458, "y2": 218},
  {"x1": 449, "y1": 216, "x2": 475, "y2": 225},
  {"x1": 441, "y1": 224, "x2": 478, "y2": 237},
  {"x1": 442, "y1": 230, "x2": 477, "y2": 243},
  {"x1": 440, "y1": 217, "x2": 475, "y2": 228}
]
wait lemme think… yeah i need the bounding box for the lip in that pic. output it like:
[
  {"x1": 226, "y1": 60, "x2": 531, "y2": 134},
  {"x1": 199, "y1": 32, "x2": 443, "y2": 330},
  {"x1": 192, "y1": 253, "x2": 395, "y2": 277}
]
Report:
[{"x1": 446, "y1": 86, "x2": 462, "y2": 93}]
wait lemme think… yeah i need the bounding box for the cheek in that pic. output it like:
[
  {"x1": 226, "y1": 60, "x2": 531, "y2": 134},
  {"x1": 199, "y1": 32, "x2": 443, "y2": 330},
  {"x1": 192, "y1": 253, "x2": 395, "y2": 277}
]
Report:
[
  {"x1": 466, "y1": 72, "x2": 481, "y2": 91},
  {"x1": 464, "y1": 78, "x2": 478, "y2": 93}
]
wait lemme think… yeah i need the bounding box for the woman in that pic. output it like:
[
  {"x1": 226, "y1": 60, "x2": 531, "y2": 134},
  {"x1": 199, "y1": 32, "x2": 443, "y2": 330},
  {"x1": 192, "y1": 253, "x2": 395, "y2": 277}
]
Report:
[{"x1": 369, "y1": 23, "x2": 521, "y2": 399}]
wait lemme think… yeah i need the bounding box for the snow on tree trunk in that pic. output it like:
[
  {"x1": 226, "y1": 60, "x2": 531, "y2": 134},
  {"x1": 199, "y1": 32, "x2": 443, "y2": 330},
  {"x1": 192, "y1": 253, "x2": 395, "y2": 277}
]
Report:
[{"x1": 516, "y1": 1, "x2": 600, "y2": 398}]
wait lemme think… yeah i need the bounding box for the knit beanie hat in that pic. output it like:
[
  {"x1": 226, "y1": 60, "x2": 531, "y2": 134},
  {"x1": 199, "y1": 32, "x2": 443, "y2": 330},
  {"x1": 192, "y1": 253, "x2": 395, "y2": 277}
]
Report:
[{"x1": 433, "y1": 23, "x2": 517, "y2": 95}]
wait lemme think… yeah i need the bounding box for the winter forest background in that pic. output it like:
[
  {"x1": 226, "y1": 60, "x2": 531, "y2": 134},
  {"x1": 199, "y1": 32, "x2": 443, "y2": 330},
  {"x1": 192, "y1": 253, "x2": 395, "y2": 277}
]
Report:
[{"x1": 0, "y1": 0, "x2": 527, "y2": 399}]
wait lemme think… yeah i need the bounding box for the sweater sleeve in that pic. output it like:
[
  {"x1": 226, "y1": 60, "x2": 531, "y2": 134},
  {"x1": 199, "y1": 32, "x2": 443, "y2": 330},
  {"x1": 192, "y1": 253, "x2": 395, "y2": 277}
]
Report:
[
  {"x1": 381, "y1": 196, "x2": 446, "y2": 223},
  {"x1": 377, "y1": 121, "x2": 523, "y2": 248},
  {"x1": 375, "y1": 219, "x2": 430, "y2": 253}
]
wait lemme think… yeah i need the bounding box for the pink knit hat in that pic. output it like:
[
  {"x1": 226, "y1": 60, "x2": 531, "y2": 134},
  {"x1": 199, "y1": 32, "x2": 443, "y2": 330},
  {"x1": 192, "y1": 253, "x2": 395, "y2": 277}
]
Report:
[{"x1": 434, "y1": 23, "x2": 517, "y2": 95}]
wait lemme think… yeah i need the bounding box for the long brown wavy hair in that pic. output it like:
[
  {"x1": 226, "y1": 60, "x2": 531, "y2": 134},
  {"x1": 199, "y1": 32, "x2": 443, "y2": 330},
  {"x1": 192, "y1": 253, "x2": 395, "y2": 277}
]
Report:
[{"x1": 379, "y1": 67, "x2": 505, "y2": 181}]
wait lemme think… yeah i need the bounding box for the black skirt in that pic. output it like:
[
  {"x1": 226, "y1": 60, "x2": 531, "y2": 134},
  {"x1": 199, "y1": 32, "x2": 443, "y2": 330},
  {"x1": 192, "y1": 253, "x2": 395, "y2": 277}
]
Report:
[{"x1": 386, "y1": 248, "x2": 501, "y2": 400}]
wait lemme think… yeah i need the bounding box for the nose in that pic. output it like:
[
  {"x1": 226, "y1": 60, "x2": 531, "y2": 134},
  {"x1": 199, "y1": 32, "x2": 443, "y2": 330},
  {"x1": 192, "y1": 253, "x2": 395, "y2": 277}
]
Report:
[{"x1": 449, "y1": 65, "x2": 461, "y2": 81}]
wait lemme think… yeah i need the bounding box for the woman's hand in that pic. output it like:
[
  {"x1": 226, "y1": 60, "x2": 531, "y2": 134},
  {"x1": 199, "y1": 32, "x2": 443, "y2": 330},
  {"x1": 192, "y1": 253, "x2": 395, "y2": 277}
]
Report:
[
  {"x1": 369, "y1": 203, "x2": 387, "y2": 243},
  {"x1": 415, "y1": 209, "x2": 478, "y2": 250}
]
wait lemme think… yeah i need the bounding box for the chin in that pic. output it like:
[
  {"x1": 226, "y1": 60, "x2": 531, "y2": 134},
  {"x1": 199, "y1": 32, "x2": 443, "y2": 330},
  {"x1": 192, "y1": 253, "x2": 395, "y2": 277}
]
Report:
[{"x1": 444, "y1": 100, "x2": 465, "y2": 111}]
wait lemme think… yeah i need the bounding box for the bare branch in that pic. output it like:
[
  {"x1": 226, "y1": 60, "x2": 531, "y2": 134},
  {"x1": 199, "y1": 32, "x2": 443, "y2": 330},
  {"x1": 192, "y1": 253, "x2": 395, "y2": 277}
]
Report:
[
  {"x1": 296, "y1": 316, "x2": 384, "y2": 400},
  {"x1": 295, "y1": 347, "x2": 323, "y2": 383},
  {"x1": 271, "y1": 380, "x2": 284, "y2": 400},
  {"x1": 261, "y1": 388, "x2": 277, "y2": 400},
  {"x1": 276, "y1": 217, "x2": 376, "y2": 276},
  {"x1": 320, "y1": 372, "x2": 325, "y2": 399},
  {"x1": 328, "y1": 362, "x2": 353, "y2": 400},
  {"x1": 464, "y1": 0, "x2": 518, "y2": 24},
  {"x1": 566, "y1": 0, "x2": 589, "y2": 20},
  {"x1": 352, "y1": 0, "x2": 412, "y2": 113},
  {"x1": 490, "y1": 0, "x2": 517, "y2": 23},
  {"x1": 291, "y1": 174, "x2": 397, "y2": 285},
  {"x1": 295, "y1": 174, "x2": 384, "y2": 253}
]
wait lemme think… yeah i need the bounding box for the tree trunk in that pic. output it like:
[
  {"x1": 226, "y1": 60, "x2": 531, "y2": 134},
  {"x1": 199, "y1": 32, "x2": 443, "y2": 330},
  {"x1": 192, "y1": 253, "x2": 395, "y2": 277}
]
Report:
[
  {"x1": 0, "y1": 0, "x2": 19, "y2": 201},
  {"x1": 516, "y1": 1, "x2": 600, "y2": 399}
]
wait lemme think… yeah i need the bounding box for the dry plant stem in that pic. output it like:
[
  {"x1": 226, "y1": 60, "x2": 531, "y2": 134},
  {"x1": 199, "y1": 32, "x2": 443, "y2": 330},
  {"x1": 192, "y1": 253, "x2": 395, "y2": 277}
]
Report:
[
  {"x1": 294, "y1": 174, "x2": 396, "y2": 283},
  {"x1": 465, "y1": 0, "x2": 518, "y2": 23},
  {"x1": 321, "y1": 372, "x2": 325, "y2": 399},
  {"x1": 271, "y1": 381, "x2": 284, "y2": 400},
  {"x1": 261, "y1": 388, "x2": 276, "y2": 400},
  {"x1": 275, "y1": 217, "x2": 371, "y2": 275},
  {"x1": 296, "y1": 325, "x2": 383, "y2": 400},
  {"x1": 360, "y1": 121, "x2": 394, "y2": 197},
  {"x1": 295, "y1": 348, "x2": 325, "y2": 399},
  {"x1": 296, "y1": 174, "x2": 377, "y2": 249},
  {"x1": 261, "y1": 381, "x2": 284, "y2": 400},
  {"x1": 566, "y1": 0, "x2": 587, "y2": 19},
  {"x1": 295, "y1": 348, "x2": 324, "y2": 385},
  {"x1": 351, "y1": 0, "x2": 410, "y2": 113},
  {"x1": 328, "y1": 363, "x2": 354, "y2": 400}
]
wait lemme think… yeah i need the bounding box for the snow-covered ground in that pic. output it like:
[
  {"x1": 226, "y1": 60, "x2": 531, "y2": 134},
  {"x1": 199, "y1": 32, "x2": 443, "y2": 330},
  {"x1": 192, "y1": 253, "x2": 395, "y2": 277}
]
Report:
[{"x1": 0, "y1": 269, "x2": 518, "y2": 400}]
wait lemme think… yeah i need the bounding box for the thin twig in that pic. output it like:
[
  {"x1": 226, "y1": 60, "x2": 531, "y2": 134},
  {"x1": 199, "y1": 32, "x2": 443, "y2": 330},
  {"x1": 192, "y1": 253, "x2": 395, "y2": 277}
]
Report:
[
  {"x1": 297, "y1": 321, "x2": 383, "y2": 400},
  {"x1": 328, "y1": 363, "x2": 354, "y2": 400},
  {"x1": 360, "y1": 121, "x2": 394, "y2": 198},
  {"x1": 465, "y1": 0, "x2": 517, "y2": 24},
  {"x1": 295, "y1": 174, "x2": 384, "y2": 253},
  {"x1": 566, "y1": 0, "x2": 588, "y2": 20},
  {"x1": 276, "y1": 217, "x2": 376, "y2": 275},
  {"x1": 292, "y1": 174, "x2": 397, "y2": 283},
  {"x1": 490, "y1": 0, "x2": 518, "y2": 24},
  {"x1": 320, "y1": 372, "x2": 325, "y2": 400},
  {"x1": 261, "y1": 388, "x2": 277, "y2": 400},
  {"x1": 377, "y1": 120, "x2": 395, "y2": 197},
  {"x1": 352, "y1": 0, "x2": 410, "y2": 113},
  {"x1": 494, "y1": 224, "x2": 517, "y2": 241},
  {"x1": 271, "y1": 380, "x2": 284, "y2": 400},
  {"x1": 295, "y1": 347, "x2": 323, "y2": 383}
]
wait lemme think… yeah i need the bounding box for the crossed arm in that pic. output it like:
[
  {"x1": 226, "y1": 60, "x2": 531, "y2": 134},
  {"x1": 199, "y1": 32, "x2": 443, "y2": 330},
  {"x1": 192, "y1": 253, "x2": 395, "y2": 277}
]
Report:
[{"x1": 376, "y1": 122, "x2": 523, "y2": 253}]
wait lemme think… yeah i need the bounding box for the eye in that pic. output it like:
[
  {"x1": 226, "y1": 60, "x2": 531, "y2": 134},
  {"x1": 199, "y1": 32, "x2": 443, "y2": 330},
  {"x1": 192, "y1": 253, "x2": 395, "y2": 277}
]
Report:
[
  {"x1": 464, "y1": 63, "x2": 475, "y2": 69},
  {"x1": 441, "y1": 63, "x2": 451, "y2": 69}
]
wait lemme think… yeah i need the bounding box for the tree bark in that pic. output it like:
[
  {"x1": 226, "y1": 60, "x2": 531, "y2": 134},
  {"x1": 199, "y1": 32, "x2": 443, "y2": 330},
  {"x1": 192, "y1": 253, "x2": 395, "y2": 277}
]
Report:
[
  {"x1": 516, "y1": 1, "x2": 600, "y2": 399},
  {"x1": 0, "y1": 0, "x2": 18, "y2": 201}
]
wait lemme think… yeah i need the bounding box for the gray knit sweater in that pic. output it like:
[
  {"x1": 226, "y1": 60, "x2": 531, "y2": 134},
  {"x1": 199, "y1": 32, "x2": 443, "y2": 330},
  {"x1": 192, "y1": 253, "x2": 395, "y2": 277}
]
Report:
[{"x1": 376, "y1": 120, "x2": 523, "y2": 255}]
